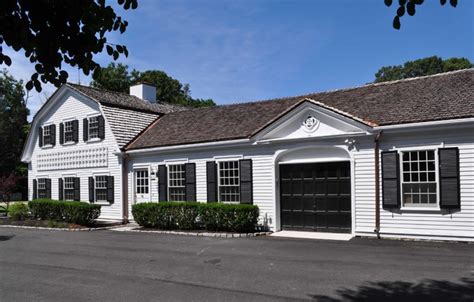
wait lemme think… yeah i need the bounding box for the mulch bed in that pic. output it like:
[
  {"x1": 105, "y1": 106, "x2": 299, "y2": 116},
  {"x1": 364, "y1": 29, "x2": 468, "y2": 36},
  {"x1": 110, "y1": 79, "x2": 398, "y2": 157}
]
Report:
[{"x1": 0, "y1": 216, "x2": 121, "y2": 229}]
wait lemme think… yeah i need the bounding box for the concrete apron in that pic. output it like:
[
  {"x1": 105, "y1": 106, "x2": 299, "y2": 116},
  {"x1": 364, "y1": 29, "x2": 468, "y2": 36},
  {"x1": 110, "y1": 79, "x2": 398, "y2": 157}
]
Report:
[{"x1": 270, "y1": 231, "x2": 353, "y2": 241}]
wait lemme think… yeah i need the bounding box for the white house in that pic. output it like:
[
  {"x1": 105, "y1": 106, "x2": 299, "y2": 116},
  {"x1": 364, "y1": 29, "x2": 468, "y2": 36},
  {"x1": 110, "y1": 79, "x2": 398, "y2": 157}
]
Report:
[{"x1": 22, "y1": 69, "x2": 474, "y2": 241}]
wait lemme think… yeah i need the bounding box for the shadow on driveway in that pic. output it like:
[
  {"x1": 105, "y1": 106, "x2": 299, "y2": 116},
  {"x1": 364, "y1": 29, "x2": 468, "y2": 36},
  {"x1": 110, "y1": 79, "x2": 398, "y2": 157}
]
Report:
[{"x1": 310, "y1": 277, "x2": 474, "y2": 302}]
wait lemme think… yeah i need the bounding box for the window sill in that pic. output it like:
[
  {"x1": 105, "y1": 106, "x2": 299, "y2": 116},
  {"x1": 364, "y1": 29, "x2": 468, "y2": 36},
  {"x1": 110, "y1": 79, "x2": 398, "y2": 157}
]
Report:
[
  {"x1": 41, "y1": 144, "x2": 54, "y2": 149},
  {"x1": 86, "y1": 138, "x2": 102, "y2": 144},
  {"x1": 95, "y1": 201, "x2": 111, "y2": 206},
  {"x1": 62, "y1": 141, "x2": 77, "y2": 146},
  {"x1": 399, "y1": 206, "x2": 441, "y2": 212}
]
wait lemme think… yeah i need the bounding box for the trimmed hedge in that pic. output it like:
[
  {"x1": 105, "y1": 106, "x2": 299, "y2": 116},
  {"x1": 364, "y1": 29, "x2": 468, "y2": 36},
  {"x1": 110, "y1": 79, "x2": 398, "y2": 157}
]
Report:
[
  {"x1": 132, "y1": 202, "x2": 259, "y2": 233},
  {"x1": 29, "y1": 199, "x2": 101, "y2": 225}
]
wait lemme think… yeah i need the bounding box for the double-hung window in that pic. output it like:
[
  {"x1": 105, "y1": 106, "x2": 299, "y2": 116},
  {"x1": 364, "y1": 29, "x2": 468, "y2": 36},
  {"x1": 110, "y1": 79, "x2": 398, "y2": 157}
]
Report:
[
  {"x1": 218, "y1": 161, "x2": 240, "y2": 203},
  {"x1": 88, "y1": 116, "x2": 99, "y2": 140},
  {"x1": 37, "y1": 179, "x2": 47, "y2": 199},
  {"x1": 64, "y1": 177, "x2": 75, "y2": 201},
  {"x1": 43, "y1": 126, "x2": 52, "y2": 145},
  {"x1": 168, "y1": 164, "x2": 186, "y2": 201},
  {"x1": 135, "y1": 170, "x2": 149, "y2": 194},
  {"x1": 401, "y1": 150, "x2": 437, "y2": 207},
  {"x1": 64, "y1": 121, "x2": 74, "y2": 143},
  {"x1": 95, "y1": 176, "x2": 108, "y2": 202}
]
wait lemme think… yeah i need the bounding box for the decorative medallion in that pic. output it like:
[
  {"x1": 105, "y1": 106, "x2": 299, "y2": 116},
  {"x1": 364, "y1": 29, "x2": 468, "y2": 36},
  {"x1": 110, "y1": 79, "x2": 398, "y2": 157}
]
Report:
[{"x1": 302, "y1": 115, "x2": 319, "y2": 132}]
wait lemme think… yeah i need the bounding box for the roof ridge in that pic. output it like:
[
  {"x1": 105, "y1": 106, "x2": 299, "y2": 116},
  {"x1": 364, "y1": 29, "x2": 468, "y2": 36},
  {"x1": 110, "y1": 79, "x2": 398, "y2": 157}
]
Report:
[
  {"x1": 171, "y1": 68, "x2": 474, "y2": 112},
  {"x1": 66, "y1": 82, "x2": 187, "y2": 109}
]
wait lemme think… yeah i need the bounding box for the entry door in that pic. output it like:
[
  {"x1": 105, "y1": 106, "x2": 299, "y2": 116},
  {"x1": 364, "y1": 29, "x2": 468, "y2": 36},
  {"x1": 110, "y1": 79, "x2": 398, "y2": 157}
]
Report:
[
  {"x1": 134, "y1": 169, "x2": 150, "y2": 203},
  {"x1": 280, "y1": 162, "x2": 351, "y2": 233}
]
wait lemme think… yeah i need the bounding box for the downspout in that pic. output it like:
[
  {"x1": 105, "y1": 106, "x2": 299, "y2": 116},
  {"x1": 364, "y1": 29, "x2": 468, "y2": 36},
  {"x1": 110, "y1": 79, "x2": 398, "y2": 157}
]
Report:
[
  {"x1": 374, "y1": 131, "x2": 383, "y2": 239},
  {"x1": 122, "y1": 152, "x2": 129, "y2": 223}
]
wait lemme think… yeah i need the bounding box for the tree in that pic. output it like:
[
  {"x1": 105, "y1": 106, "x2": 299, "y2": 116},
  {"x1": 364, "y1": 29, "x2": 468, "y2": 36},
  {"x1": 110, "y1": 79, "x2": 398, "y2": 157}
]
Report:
[
  {"x1": 384, "y1": 0, "x2": 459, "y2": 29},
  {"x1": 0, "y1": 174, "x2": 22, "y2": 214},
  {"x1": 374, "y1": 56, "x2": 472, "y2": 83},
  {"x1": 0, "y1": 0, "x2": 138, "y2": 92},
  {"x1": 0, "y1": 69, "x2": 29, "y2": 176},
  {"x1": 91, "y1": 63, "x2": 216, "y2": 107}
]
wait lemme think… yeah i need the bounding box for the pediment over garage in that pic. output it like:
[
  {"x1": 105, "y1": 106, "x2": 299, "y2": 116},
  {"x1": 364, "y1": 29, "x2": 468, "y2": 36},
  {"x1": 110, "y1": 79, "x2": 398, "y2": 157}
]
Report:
[{"x1": 254, "y1": 100, "x2": 372, "y2": 142}]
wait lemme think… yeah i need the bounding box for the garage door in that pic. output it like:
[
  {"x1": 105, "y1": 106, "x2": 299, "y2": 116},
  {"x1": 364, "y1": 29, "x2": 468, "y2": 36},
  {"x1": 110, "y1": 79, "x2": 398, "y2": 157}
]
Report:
[{"x1": 280, "y1": 162, "x2": 351, "y2": 233}]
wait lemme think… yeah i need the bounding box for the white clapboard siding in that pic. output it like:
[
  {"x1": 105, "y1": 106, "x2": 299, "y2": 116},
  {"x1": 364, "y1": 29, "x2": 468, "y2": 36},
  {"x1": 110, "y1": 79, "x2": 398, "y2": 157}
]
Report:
[
  {"x1": 355, "y1": 129, "x2": 474, "y2": 240},
  {"x1": 28, "y1": 91, "x2": 124, "y2": 219}
]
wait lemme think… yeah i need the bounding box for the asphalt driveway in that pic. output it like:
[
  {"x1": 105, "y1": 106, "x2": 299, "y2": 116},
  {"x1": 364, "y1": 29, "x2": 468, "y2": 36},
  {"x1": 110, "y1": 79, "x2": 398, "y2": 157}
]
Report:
[{"x1": 0, "y1": 228, "x2": 472, "y2": 302}]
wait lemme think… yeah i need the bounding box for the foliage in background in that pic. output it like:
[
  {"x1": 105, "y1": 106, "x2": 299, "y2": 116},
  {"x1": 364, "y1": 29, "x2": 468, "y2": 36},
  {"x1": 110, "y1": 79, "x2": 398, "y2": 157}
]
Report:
[
  {"x1": 374, "y1": 56, "x2": 472, "y2": 83},
  {"x1": 29, "y1": 199, "x2": 101, "y2": 225},
  {"x1": 91, "y1": 63, "x2": 215, "y2": 107},
  {"x1": 132, "y1": 202, "x2": 259, "y2": 233},
  {"x1": 0, "y1": 174, "x2": 23, "y2": 214},
  {"x1": 0, "y1": 0, "x2": 138, "y2": 92},
  {"x1": 384, "y1": 0, "x2": 459, "y2": 30},
  {"x1": 0, "y1": 70, "x2": 29, "y2": 176}
]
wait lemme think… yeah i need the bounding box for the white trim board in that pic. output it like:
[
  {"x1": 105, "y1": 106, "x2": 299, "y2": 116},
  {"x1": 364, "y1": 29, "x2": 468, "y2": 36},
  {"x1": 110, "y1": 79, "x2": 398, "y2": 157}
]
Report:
[{"x1": 270, "y1": 231, "x2": 353, "y2": 241}]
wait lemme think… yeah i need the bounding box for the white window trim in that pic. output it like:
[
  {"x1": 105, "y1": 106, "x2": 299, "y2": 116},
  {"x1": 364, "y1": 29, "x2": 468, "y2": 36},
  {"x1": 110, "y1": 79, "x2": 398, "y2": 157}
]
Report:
[
  {"x1": 167, "y1": 163, "x2": 186, "y2": 202},
  {"x1": 87, "y1": 115, "x2": 101, "y2": 141},
  {"x1": 36, "y1": 178, "x2": 48, "y2": 199},
  {"x1": 94, "y1": 175, "x2": 109, "y2": 204},
  {"x1": 134, "y1": 168, "x2": 150, "y2": 197},
  {"x1": 41, "y1": 123, "x2": 54, "y2": 148},
  {"x1": 62, "y1": 119, "x2": 76, "y2": 144},
  {"x1": 217, "y1": 160, "x2": 240, "y2": 204},
  {"x1": 63, "y1": 177, "x2": 76, "y2": 201},
  {"x1": 398, "y1": 148, "x2": 441, "y2": 211}
]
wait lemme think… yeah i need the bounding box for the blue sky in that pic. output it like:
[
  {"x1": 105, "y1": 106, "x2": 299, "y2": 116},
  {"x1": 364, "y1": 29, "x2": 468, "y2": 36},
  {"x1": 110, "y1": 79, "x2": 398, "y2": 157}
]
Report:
[{"x1": 4, "y1": 0, "x2": 473, "y2": 120}]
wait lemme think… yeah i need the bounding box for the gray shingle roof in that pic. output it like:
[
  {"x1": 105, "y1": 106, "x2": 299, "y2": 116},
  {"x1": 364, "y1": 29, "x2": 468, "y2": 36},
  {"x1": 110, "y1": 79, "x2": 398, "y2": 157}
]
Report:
[
  {"x1": 67, "y1": 83, "x2": 187, "y2": 114},
  {"x1": 126, "y1": 69, "x2": 474, "y2": 150}
]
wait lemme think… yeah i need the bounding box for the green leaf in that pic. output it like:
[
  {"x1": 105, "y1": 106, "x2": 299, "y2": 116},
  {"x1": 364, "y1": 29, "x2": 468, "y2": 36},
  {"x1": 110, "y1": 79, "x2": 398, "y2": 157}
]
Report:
[
  {"x1": 384, "y1": 0, "x2": 393, "y2": 6},
  {"x1": 393, "y1": 16, "x2": 401, "y2": 29},
  {"x1": 397, "y1": 6, "x2": 405, "y2": 17},
  {"x1": 407, "y1": 2, "x2": 416, "y2": 15},
  {"x1": 450, "y1": 0, "x2": 457, "y2": 7},
  {"x1": 440, "y1": 0, "x2": 447, "y2": 5},
  {"x1": 106, "y1": 45, "x2": 114, "y2": 55},
  {"x1": 25, "y1": 80, "x2": 34, "y2": 91}
]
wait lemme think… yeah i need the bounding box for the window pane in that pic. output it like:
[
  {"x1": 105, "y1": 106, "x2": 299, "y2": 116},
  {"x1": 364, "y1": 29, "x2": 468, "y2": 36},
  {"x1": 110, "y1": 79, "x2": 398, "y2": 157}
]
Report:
[
  {"x1": 401, "y1": 150, "x2": 437, "y2": 207},
  {"x1": 218, "y1": 161, "x2": 240, "y2": 203}
]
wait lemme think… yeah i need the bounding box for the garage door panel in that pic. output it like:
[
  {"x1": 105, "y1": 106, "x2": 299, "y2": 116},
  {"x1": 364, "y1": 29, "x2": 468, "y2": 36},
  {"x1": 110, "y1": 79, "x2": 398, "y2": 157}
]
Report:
[{"x1": 280, "y1": 162, "x2": 351, "y2": 233}]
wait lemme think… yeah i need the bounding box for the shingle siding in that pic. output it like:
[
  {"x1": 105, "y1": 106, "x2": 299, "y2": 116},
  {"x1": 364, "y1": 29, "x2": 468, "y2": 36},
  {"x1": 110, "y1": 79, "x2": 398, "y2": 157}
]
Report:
[{"x1": 101, "y1": 105, "x2": 159, "y2": 148}]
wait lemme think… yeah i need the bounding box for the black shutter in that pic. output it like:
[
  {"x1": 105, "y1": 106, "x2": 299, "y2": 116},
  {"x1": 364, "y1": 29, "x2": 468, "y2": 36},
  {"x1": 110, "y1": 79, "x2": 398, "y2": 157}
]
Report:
[
  {"x1": 73, "y1": 177, "x2": 80, "y2": 201},
  {"x1": 158, "y1": 165, "x2": 167, "y2": 202},
  {"x1": 239, "y1": 159, "x2": 253, "y2": 204},
  {"x1": 89, "y1": 177, "x2": 95, "y2": 202},
  {"x1": 58, "y1": 178, "x2": 63, "y2": 200},
  {"x1": 45, "y1": 179, "x2": 52, "y2": 199},
  {"x1": 206, "y1": 161, "x2": 217, "y2": 203},
  {"x1": 50, "y1": 125, "x2": 56, "y2": 146},
  {"x1": 72, "y1": 120, "x2": 79, "y2": 143},
  {"x1": 107, "y1": 176, "x2": 114, "y2": 203},
  {"x1": 33, "y1": 179, "x2": 37, "y2": 199},
  {"x1": 83, "y1": 118, "x2": 89, "y2": 142},
  {"x1": 98, "y1": 115, "x2": 105, "y2": 139},
  {"x1": 38, "y1": 127, "x2": 43, "y2": 147},
  {"x1": 59, "y1": 123, "x2": 64, "y2": 145},
  {"x1": 382, "y1": 151, "x2": 400, "y2": 208},
  {"x1": 185, "y1": 163, "x2": 196, "y2": 202},
  {"x1": 439, "y1": 148, "x2": 460, "y2": 208}
]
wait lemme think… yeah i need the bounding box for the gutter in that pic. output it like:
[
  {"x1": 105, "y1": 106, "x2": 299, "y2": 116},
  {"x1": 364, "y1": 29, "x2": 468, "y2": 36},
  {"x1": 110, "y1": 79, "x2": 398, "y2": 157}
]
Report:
[
  {"x1": 120, "y1": 152, "x2": 129, "y2": 223},
  {"x1": 374, "y1": 131, "x2": 383, "y2": 239},
  {"x1": 374, "y1": 117, "x2": 474, "y2": 131},
  {"x1": 125, "y1": 138, "x2": 251, "y2": 155}
]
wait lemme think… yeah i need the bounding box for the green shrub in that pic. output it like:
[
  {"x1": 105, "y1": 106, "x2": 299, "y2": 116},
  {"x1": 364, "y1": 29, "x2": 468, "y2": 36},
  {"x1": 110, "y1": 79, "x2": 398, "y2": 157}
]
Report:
[
  {"x1": 28, "y1": 199, "x2": 101, "y2": 225},
  {"x1": 132, "y1": 202, "x2": 259, "y2": 233},
  {"x1": 8, "y1": 202, "x2": 29, "y2": 220}
]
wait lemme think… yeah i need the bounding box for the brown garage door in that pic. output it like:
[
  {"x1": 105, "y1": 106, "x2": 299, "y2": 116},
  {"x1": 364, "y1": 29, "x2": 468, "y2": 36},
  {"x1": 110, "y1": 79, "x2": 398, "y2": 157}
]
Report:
[{"x1": 280, "y1": 162, "x2": 351, "y2": 233}]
